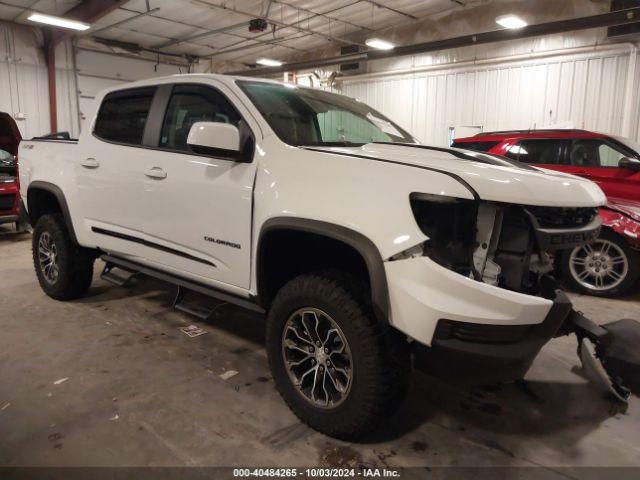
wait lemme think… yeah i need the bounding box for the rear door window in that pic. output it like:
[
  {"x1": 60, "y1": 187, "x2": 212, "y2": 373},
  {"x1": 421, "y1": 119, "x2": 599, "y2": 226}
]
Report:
[
  {"x1": 504, "y1": 139, "x2": 565, "y2": 164},
  {"x1": 94, "y1": 87, "x2": 156, "y2": 145}
]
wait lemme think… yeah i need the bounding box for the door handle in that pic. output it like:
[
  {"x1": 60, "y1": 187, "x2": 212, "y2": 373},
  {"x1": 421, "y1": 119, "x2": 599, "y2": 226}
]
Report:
[
  {"x1": 81, "y1": 158, "x2": 99, "y2": 169},
  {"x1": 145, "y1": 167, "x2": 167, "y2": 179}
]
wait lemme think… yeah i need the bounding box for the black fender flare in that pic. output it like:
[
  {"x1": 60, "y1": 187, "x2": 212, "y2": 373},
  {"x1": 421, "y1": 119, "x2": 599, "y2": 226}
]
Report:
[
  {"x1": 26, "y1": 181, "x2": 79, "y2": 244},
  {"x1": 258, "y1": 217, "x2": 389, "y2": 323}
]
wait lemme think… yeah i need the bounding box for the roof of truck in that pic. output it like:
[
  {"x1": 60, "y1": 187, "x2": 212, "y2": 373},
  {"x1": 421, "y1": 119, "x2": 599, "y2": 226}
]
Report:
[{"x1": 102, "y1": 73, "x2": 284, "y2": 92}]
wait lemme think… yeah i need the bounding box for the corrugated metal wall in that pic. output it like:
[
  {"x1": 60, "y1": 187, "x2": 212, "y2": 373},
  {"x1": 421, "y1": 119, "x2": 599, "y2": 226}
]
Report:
[
  {"x1": 3, "y1": 20, "x2": 640, "y2": 146},
  {"x1": 339, "y1": 46, "x2": 640, "y2": 146},
  {"x1": 1, "y1": 22, "x2": 182, "y2": 139},
  {"x1": 74, "y1": 49, "x2": 183, "y2": 132},
  {"x1": 634, "y1": 53, "x2": 640, "y2": 143}
]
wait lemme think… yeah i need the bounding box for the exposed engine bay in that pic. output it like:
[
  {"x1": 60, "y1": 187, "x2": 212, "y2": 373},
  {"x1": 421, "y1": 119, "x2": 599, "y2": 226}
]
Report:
[
  {"x1": 408, "y1": 193, "x2": 640, "y2": 402},
  {"x1": 409, "y1": 194, "x2": 600, "y2": 296}
]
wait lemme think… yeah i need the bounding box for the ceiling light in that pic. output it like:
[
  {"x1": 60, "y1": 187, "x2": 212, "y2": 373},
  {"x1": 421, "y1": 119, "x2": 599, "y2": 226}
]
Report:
[
  {"x1": 495, "y1": 14, "x2": 528, "y2": 29},
  {"x1": 27, "y1": 13, "x2": 90, "y2": 31},
  {"x1": 365, "y1": 38, "x2": 395, "y2": 50},
  {"x1": 256, "y1": 58, "x2": 283, "y2": 67}
]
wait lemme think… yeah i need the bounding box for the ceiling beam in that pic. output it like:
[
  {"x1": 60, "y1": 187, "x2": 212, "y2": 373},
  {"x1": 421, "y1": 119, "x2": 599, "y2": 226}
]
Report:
[
  {"x1": 116, "y1": 6, "x2": 310, "y2": 54},
  {"x1": 360, "y1": 1, "x2": 418, "y2": 21},
  {"x1": 201, "y1": 1, "x2": 368, "y2": 60},
  {"x1": 269, "y1": 0, "x2": 373, "y2": 32},
  {"x1": 51, "y1": 0, "x2": 131, "y2": 46},
  {"x1": 192, "y1": 0, "x2": 367, "y2": 47},
  {"x1": 229, "y1": 6, "x2": 640, "y2": 76},
  {"x1": 153, "y1": 21, "x2": 248, "y2": 49},
  {"x1": 87, "y1": 7, "x2": 160, "y2": 36}
]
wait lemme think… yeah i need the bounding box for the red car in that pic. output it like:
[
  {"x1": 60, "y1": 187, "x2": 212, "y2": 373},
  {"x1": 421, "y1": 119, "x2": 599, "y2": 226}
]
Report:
[
  {"x1": 453, "y1": 129, "x2": 640, "y2": 297},
  {"x1": 0, "y1": 112, "x2": 22, "y2": 230}
]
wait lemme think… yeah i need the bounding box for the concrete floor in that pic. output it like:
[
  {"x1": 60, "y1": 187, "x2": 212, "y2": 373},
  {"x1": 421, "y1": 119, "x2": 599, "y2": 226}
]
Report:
[{"x1": 1, "y1": 225, "x2": 639, "y2": 469}]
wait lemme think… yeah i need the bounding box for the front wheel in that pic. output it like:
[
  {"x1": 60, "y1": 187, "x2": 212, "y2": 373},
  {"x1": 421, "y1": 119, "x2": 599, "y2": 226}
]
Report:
[
  {"x1": 561, "y1": 230, "x2": 639, "y2": 297},
  {"x1": 265, "y1": 272, "x2": 409, "y2": 440}
]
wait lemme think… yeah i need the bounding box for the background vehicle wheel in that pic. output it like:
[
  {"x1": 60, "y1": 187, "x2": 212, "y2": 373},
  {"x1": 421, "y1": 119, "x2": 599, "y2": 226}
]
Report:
[
  {"x1": 265, "y1": 271, "x2": 410, "y2": 440},
  {"x1": 32, "y1": 214, "x2": 95, "y2": 300},
  {"x1": 561, "y1": 229, "x2": 639, "y2": 297}
]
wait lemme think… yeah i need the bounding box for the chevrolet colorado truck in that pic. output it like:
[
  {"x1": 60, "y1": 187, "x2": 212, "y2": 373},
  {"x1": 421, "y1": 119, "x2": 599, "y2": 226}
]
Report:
[{"x1": 18, "y1": 75, "x2": 640, "y2": 439}]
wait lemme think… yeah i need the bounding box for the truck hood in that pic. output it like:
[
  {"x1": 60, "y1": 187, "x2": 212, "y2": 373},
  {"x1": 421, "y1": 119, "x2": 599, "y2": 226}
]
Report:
[{"x1": 306, "y1": 143, "x2": 606, "y2": 208}]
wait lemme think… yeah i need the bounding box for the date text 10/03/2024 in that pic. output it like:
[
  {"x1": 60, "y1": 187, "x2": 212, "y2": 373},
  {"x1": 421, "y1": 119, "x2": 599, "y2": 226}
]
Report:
[{"x1": 233, "y1": 468, "x2": 402, "y2": 478}]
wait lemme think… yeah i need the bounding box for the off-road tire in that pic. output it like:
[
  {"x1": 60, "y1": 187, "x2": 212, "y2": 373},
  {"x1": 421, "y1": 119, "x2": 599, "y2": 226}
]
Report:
[
  {"x1": 265, "y1": 271, "x2": 410, "y2": 439},
  {"x1": 32, "y1": 213, "x2": 95, "y2": 300},
  {"x1": 560, "y1": 229, "x2": 640, "y2": 297}
]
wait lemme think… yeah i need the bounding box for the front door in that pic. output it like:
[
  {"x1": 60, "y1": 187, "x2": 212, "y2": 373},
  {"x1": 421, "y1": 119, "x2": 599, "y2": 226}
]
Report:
[
  {"x1": 562, "y1": 138, "x2": 640, "y2": 201},
  {"x1": 135, "y1": 83, "x2": 257, "y2": 289}
]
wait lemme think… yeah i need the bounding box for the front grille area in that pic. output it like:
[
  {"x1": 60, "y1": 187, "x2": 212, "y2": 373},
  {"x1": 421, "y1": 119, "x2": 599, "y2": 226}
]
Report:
[
  {"x1": 434, "y1": 319, "x2": 534, "y2": 344},
  {"x1": 526, "y1": 206, "x2": 598, "y2": 229},
  {"x1": 0, "y1": 194, "x2": 15, "y2": 211}
]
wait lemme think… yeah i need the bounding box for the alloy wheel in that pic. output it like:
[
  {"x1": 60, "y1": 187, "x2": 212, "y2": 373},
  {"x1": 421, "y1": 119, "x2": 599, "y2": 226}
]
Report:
[
  {"x1": 569, "y1": 239, "x2": 629, "y2": 292},
  {"x1": 38, "y1": 232, "x2": 60, "y2": 284},
  {"x1": 281, "y1": 308, "x2": 353, "y2": 409}
]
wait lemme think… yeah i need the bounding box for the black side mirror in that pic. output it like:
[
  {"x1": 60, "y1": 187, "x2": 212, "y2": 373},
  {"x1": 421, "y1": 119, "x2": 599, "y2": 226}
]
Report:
[{"x1": 618, "y1": 157, "x2": 640, "y2": 172}]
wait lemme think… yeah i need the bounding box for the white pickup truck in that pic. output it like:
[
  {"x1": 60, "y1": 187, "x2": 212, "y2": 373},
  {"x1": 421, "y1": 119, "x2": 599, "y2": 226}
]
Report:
[{"x1": 19, "y1": 74, "x2": 638, "y2": 439}]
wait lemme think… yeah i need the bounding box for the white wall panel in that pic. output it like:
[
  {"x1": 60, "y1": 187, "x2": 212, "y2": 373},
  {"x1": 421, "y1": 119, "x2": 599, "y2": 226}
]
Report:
[
  {"x1": 340, "y1": 46, "x2": 640, "y2": 146},
  {"x1": 1, "y1": 23, "x2": 49, "y2": 140},
  {"x1": 1, "y1": 22, "x2": 183, "y2": 139},
  {"x1": 74, "y1": 49, "x2": 182, "y2": 131}
]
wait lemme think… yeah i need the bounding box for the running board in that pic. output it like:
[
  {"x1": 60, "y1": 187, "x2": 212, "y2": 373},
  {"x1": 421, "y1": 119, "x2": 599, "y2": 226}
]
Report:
[
  {"x1": 100, "y1": 254, "x2": 265, "y2": 314},
  {"x1": 101, "y1": 262, "x2": 137, "y2": 287},
  {"x1": 172, "y1": 286, "x2": 220, "y2": 320}
]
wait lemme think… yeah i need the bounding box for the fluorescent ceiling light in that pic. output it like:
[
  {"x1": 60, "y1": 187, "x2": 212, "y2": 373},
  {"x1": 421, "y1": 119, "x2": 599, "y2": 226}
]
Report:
[
  {"x1": 256, "y1": 58, "x2": 283, "y2": 67},
  {"x1": 365, "y1": 38, "x2": 395, "y2": 50},
  {"x1": 495, "y1": 14, "x2": 528, "y2": 29},
  {"x1": 27, "y1": 13, "x2": 90, "y2": 31}
]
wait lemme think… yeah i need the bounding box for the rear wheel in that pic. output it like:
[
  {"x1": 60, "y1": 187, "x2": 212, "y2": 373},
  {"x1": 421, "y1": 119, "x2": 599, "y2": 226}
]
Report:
[
  {"x1": 561, "y1": 229, "x2": 639, "y2": 297},
  {"x1": 265, "y1": 271, "x2": 409, "y2": 439},
  {"x1": 32, "y1": 214, "x2": 95, "y2": 300}
]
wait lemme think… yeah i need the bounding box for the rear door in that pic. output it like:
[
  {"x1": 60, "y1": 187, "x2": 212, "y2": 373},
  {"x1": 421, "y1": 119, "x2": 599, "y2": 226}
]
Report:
[
  {"x1": 502, "y1": 138, "x2": 568, "y2": 171},
  {"x1": 77, "y1": 86, "x2": 158, "y2": 256}
]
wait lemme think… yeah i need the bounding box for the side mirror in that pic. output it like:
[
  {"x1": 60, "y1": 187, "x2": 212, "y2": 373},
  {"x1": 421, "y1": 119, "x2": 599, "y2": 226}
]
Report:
[
  {"x1": 618, "y1": 157, "x2": 640, "y2": 172},
  {"x1": 187, "y1": 122, "x2": 241, "y2": 159}
]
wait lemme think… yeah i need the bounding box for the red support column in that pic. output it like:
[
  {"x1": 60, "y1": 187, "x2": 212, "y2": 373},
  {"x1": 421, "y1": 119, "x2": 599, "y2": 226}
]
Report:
[{"x1": 45, "y1": 36, "x2": 58, "y2": 134}]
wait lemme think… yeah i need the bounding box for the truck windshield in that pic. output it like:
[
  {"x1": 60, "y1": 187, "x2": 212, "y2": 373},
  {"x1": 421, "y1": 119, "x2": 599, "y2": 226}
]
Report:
[{"x1": 237, "y1": 81, "x2": 415, "y2": 147}]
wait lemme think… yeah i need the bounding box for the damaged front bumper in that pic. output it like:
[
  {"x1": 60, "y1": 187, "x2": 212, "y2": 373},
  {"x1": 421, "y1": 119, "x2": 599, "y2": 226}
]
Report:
[
  {"x1": 385, "y1": 256, "x2": 554, "y2": 346},
  {"x1": 385, "y1": 256, "x2": 570, "y2": 383},
  {"x1": 389, "y1": 195, "x2": 640, "y2": 393},
  {"x1": 413, "y1": 289, "x2": 572, "y2": 384}
]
